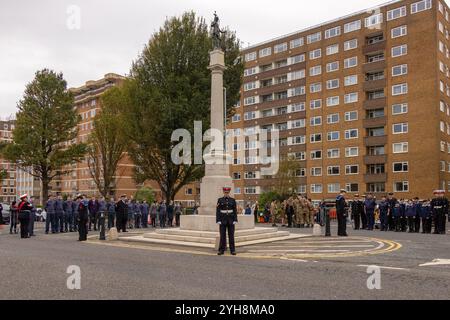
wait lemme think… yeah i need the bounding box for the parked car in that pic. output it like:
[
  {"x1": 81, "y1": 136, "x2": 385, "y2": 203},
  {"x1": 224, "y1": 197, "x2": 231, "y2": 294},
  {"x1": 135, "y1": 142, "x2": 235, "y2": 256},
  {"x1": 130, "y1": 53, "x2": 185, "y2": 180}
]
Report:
[{"x1": 1, "y1": 204, "x2": 11, "y2": 224}]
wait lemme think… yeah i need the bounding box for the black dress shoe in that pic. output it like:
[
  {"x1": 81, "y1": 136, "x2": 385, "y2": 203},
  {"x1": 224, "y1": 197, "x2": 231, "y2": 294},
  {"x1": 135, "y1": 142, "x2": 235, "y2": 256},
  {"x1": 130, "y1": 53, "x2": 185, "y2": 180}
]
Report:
[
  {"x1": 231, "y1": 252, "x2": 237, "y2": 256},
  {"x1": 217, "y1": 252, "x2": 224, "y2": 256}
]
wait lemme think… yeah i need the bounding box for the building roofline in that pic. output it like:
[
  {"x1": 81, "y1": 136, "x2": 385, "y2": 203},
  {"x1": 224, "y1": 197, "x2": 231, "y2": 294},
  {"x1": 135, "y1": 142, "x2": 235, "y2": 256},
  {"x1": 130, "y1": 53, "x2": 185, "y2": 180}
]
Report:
[{"x1": 243, "y1": 0, "x2": 403, "y2": 52}]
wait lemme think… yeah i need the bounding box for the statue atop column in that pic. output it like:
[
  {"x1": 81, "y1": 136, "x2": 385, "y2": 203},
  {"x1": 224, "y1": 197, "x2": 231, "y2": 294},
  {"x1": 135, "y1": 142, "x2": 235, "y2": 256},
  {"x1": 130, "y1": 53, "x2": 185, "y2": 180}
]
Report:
[{"x1": 211, "y1": 11, "x2": 226, "y2": 49}]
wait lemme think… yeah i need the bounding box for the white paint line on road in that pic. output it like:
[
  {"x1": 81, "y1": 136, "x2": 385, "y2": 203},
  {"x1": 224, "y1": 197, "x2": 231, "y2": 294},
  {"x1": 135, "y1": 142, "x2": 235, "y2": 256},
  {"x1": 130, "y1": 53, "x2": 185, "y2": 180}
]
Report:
[
  {"x1": 419, "y1": 259, "x2": 450, "y2": 267},
  {"x1": 248, "y1": 249, "x2": 350, "y2": 253},
  {"x1": 357, "y1": 264, "x2": 410, "y2": 271}
]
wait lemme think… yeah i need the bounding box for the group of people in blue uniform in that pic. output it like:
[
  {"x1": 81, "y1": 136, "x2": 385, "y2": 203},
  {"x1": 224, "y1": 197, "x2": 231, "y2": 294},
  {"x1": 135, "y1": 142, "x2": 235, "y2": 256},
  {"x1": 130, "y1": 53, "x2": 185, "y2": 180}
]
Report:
[{"x1": 339, "y1": 190, "x2": 449, "y2": 235}]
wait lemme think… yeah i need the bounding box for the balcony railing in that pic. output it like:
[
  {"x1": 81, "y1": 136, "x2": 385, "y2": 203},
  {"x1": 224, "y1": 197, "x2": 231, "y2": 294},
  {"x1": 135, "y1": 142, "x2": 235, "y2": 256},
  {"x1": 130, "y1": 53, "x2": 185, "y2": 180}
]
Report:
[
  {"x1": 363, "y1": 40, "x2": 386, "y2": 55},
  {"x1": 364, "y1": 154, "x2": 388, "y2": 165},
  {"x1": 364, "y1": 173, "x2": 388, "y2": 183},
  {"x1": 364, "y1": 135, "x2": 388, "y2": 147},
  {"x1": 363, "y1": 116, "x2": 387, "y2": 128},
  {"x1": 363, "y1": 78, "x2": 387, "y2": 91}
]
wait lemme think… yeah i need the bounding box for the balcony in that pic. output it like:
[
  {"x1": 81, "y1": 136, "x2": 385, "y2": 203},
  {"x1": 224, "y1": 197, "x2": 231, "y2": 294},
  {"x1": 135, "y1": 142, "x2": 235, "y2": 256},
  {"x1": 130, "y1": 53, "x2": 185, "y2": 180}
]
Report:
[
  {"x1": 364, "y1": 135, "x2": 387, "y2": 147},
  {"x1": 364, "y1": 173, "x2": 388, "y2": 183},
  {"x1": 363, "y1": 40, "x2": 386, "y2": 55},
  {"x1": 362, "y1": 60, "x2": 386, "y2": 73},
  {"x1": 364, "y1": 154, "x2": 387, "y2": 165},
  {"x1": 363, "y1": 78, "x2": 386, "y2": 91},
  {"x1": 364, "y1": 97, "x2": 386, "y2": 110},
  {"x1": 363, "y1": 116, "x2": 387, "y2": 129}
]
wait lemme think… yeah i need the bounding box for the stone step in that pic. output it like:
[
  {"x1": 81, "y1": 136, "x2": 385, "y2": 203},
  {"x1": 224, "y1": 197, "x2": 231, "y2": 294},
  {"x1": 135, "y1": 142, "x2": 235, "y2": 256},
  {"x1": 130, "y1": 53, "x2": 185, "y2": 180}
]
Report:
[
  {"x1": 144, "y1": 233, "x2": 216, "y2": 244},
  {"x1": 235, "y1": 231, "x2": 290, "y2": 242},
  {"x1": 156, "y1": 227, "x2": 279, "y2": 238},
  {"x1": 121, "y1": 236, "x2": 215, "y2": 248}
]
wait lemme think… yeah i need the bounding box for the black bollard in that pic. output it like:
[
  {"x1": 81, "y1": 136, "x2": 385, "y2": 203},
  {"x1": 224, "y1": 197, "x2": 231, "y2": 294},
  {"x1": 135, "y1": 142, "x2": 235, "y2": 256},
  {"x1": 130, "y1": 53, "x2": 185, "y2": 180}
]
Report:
[
  {"x1": 99, "y1": 212, "x2": 106, "y2": 240},
  {"x1": 325, "y1": 209, "x2": 331, "y2": 237}
]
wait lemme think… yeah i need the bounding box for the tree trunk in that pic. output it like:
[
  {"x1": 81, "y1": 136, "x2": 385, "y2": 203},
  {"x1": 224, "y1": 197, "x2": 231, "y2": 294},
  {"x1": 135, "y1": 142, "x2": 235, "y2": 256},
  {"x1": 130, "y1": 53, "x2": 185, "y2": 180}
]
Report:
[{"x1": 41, "y1": 175, "x2": 50, "y2": 205}]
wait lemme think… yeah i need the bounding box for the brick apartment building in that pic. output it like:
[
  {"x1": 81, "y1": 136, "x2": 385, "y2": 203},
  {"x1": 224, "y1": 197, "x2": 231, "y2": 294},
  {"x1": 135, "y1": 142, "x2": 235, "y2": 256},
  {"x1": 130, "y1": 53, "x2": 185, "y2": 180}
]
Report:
[
  {"x1": 0, "y1": 119, "x2": 16, "y2": 204},
  {"x1": 232, "y1": 0, "x2": 449, "y2": 203}
]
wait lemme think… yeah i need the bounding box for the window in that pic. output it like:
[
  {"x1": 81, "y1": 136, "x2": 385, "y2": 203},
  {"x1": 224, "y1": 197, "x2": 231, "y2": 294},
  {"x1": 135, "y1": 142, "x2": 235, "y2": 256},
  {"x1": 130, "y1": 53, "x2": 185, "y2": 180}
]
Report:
[
  {"x1": 289, "y1": 86, "x2": 305, "y2": 97},
  {"x1": 290, "y1": 54, "x2": 305, "y2": 64},
  {"x1": 346, "y1": 183, "x2": 359, "y2": 192},
  {"x1": 245, "y1": 187, "x2": 257, "y2": 195},
  {"x1": 327, "y1": 131, "x2": 340, "y2": 141},
  {"x1": 392, "y1": 45, "x2": 407, "y2": 57},
  {"x1": 344, "y1": 57, "x2": 358, "y2": 68},
  {"x1": 326, "y1": 96, "x2": 340, "y2": 107},
  {"x1": 345, "y1": 129, "x2": 358, "y2": 139},
  {"x1": 365, "y1": 13, "x2": 383, "y2": 27},
  {"x1": 274, "y1": 43, "x2": 288, "y2": 53},
  {"x1": 393, "y1": 142, "x2": 408, "y2": 153},
  {"x1": 326, "y1": 79, "x2": 339, "y2": 90},
  {"x1": 245, "y1": 172, "x2": 257, "y2": 179},
  {"x1": 393, "y1": 122, "x2": 408, "y2": 134},
  {"x1": 310, "y1": 116, "x2": 322, "y2": 126},
  {"x1": 391, "y1": 25, "x2": 407, "y2": 38},
  {"x1": 244, "y1": 111, "x2": 257, "y2": 121},
  {"x1": 310, "y1": 150, "x2": 322, "y2": 160},
  {"x1": 259, "y1": 47, "x2": 272, "y2": 57},
  {"x1": 310, "y1": 134, "x2": 323, "y2": 144},
  {"x1": 393, "y1": 162, "x2": 409, "y2": 172},
  {"x1": 244, "y1": 67, "x2": 257, "y2": 77},
  {"x1": 392, "y1": 103, "x2": 408, "y2": 115},
  {"x1": 344, "y1": 75, "x2": 358, "y2": 86},
  {"x1": 326, "y1": 61, "x2": 339, "y2": 72},
  {"x1": 325, "y1": 26, "x2": 341, "y2": 39},
  {"x1": 327, "y1": 113, "x2": 339, "y2": 124},
  {"x1": 292, "y1": 136, "x2": 306, "y2": 145},
  {"x1": 310, "y1": 83, "x2": 322, "y2": 93},
  {"x1": 344, "y1": 20, "x2": 361, "y2": 33},
  {"x1": 394, "y1": 181, "x2": 409, "y2": 192},
  {"x1": 440, "y1": 101, "x2": 446, "y2": 112},
  {"x1": 291, "y1": 103, "x2": 305, "y2": 112},
  {"x1": 387, "y1": 6, "x2": 407, "y2": 20},
  {"x1": 392, "y1": 83, "x2": 408, "y2": 96},
  {"x1": 244, "y1": 82, "x2": 257, "y2": 91},
  {"x1": 262, "y1": 109, "x2": 273, "y2": 118},
  {"x1": 328, "y1": 183, "x2": 341, "y2": 193},
  {"x1": 392, "y1": 64, "x2": 408, "y2": 77},
  {"x1": 291, "y1": 119, "x2": 306, "y2": 128},
  {"x1": 245, "y1": 52, "x2": 257, "y2": 62},
  {"x1": 309, "y1": 49, "x2": 322, "y2": 60},
  {"x1": 310, "y1": 99, "x2": 322, "y2": 109},
  {"x1": 244, "y1": 96, "x2": 257, "y2": 106},
  {"x1": 345, "y1": 111, "x2": 358, "y2": 121},
  {"x1": 290, "y1": 38, "x2": 304, "y2": 49},
  {"x1": 344, "y1": 39, "x2": 358, "y2": 51},
  {"x1": 326, "y1": 44, "x2": 339, "y2": 55},
  {"x1": 345, "y1": 147, "x2": 359, "y2": 157},
  {"x1": 368, "y1": 183, "x2": 386, "y2": 193},
  {"x1": 232, "y1": 114, "x2": 241, "y2": 122},
  {"x1": 233, "y1": 143, "x2": 240, "y2": 151},
  {"x1": 233, "y1": 172, "x2": 241, "y2": 180},
  {"x1": 310, "y1": 167, "x2": 322, "y2": 176},
  {"x1": 327, "y1": 149, "x2": 340, "y2": 158},
  {"x1": 310, "y1": 65, "x2": 322, "y2": 76},
  {"x1": 345, "y1": 165, "x2": 359, "y2": 175},
  {"x1": 291, "y1": 70, "x2": 305, "y2": 80},
  {"x1": 344, "y1": 92, "x2": 358, "y2": 104},
  {"x1": 307, "y1": 32, "x2": 322, "y2": 44},
  {"x1": 411, "y1": 0, "x2": 432, "y2": 14},
  {"x1": 311, "y1": 184, "x2": 323, "y2": 193}
]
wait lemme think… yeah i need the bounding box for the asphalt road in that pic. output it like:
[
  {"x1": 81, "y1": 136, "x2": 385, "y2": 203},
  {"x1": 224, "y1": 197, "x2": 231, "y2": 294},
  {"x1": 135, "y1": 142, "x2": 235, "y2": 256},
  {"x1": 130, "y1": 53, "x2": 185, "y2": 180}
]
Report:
[{"x1": 0, "y1": 222, "x2": 449, "y2": 300}]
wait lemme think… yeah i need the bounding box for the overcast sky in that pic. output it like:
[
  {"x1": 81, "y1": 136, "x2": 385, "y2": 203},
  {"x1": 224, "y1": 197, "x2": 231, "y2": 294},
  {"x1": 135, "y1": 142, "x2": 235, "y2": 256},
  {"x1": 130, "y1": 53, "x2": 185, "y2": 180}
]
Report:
[{"x1": 0, "y1": 0, "x2": 430, "y2": 117}]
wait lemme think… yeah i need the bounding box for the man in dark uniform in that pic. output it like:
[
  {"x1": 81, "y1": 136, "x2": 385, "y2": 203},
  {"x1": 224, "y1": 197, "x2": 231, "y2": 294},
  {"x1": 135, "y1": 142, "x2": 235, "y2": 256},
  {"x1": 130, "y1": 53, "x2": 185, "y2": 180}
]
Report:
[
  {"x1": 420, "y1": 200, "x2": 432, "y2": 234},
  {"x1": 63, "y1": 196, "x2": 73, "y2": 232},
  {"x1": 431, "y1": 190, "x2": 449, "y2": 235},
  {"x1": 350, "y1": 194, "x2": 363, "y2": 230},
  {"x1": 364, "y1": 194, "x2": 376, "y2": 231},
  {"x1": 379, "y1": 196, "x2": 389, "y2": 231},
  {"x1": 72, "y1": 197, "x2": 79, "y2": 232},
  {"x1": 77, "y1": 194, "x2": 89, "y2": 241},
  {"x1": 88, "y1": 196, "x2": 99, "y2": 231},
  {"x1": 387, "y1": 193, "x2": 397, "y2": 231},
  {"x1": 216, "y1": 187, "x2": 238, "y2": 256},
  {"x1": 336, "y1": 189, "x2": 348, "y2": 237},
  {"x1": 55, "y1": 194, "x2": 65, "y2": 233},
  {"x1": 116, "y1": 194, "x2": 128, "y2": 233},
  {"x1": 45, "y1": 194, "x2": 56, "y2": 234}
]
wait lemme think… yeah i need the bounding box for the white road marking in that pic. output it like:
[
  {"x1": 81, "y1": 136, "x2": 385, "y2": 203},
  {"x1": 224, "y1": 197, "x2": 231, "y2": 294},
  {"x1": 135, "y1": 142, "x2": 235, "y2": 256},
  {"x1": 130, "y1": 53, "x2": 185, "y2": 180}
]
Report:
[
  {"x1": 419, "y1": 259, "x2": 450, "y2": 267},
  {"x1": 248, "y1": 249, "x2": 350, "y2": 253},
  {"x1": 357, "y1": 264, "x2": 410, "y2": 271}
]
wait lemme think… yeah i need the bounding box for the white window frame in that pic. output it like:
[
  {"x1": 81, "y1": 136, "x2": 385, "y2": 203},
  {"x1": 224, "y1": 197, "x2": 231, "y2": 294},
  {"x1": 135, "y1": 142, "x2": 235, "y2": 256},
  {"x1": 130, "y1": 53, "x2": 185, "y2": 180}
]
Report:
[
  {"x1": 393, "y1": 181, "x2": 409, "y2": 193},
  {"x1": 393, "y1": 162, "x2": 409, "y2": 173},
  {"x1": 259, "y1": 47, "x2": 272, "y2": 58},
  {"x1": 344, "y1": 56, "x2": 358, "y2": 69},
  {"x1": 345, "y1": 129, "x2": 359, "y2": 140},
  {"x1": 365, "y1": 13, "x2": 383, "y2": 28},
  {"x1": 307, "y1": 32, "x2": 322, "y2": 44},
  {"x1": 391, "y1": 25, "x2": 407, "y2": 39},
  {"x1": 411, "y1": 0, "x2": 432, "y2": 14},
  {"x1": 344, "y1": 20, "x2": 361, "y2": 33},
  {"x1": 326, "y1": 44, "x2": 339, "y2": 56},
  {"x1": 392, "y1": 103, "x2": 408, "y2": 115},
  {"x1": 326, "y1": 61, "x2": 339, "y2": 73},
  {"x1": 392, "y1": 64, "x2": 408, "y2": 77},
  {"x1": 392, "y1": 83, "x2": 408, "y2": 96},
  {"x1": 327, "y1": 113, "x2": 339, "y2": 124},
  {"x1": 393, "y1": 122, "x2": 409, "y2": 134},
  {"x1": 392, "y1": 44, "x2": 408, "y2": 57},
  {"x1": 309, "y1": 49, "x2": 322, "y2": 60},
  {"x1": 387, "y1": 6, "x2": 407, "y2": 21},
  {"x1": 344, "y1": 111, "x2": 358, "y2": 121},
  {"x1": 325, "y1": 26, "x2": 341, "y2": 39},
  {"x1": 326, "y1": 96, "x2": 340, "y2": 107},
  {"x1": 344, "y1": 39, "x2": 358, "y2": 51},
  {"x1": 344, "y1": 75, "x2": 358, "y2": 86},
  {"x1": 345, "y1": 147, "x2": 359, "y2": 157},
  {"x1": 290, "y1": 38, "x2": 304, "y2": 49},
  {"x1": 393, "y1": 142, "x2": 409, "y2": 154},
  {"x1": 327, "y1": 131, "x2": 340, "y2": 141}
]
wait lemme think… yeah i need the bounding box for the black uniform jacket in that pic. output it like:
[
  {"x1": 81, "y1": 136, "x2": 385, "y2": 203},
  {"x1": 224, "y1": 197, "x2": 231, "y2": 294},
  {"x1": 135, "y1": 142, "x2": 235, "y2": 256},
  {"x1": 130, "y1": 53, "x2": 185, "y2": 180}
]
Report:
[{"x1": 216, "y1": 196, "x2": 238, "y2": 224}]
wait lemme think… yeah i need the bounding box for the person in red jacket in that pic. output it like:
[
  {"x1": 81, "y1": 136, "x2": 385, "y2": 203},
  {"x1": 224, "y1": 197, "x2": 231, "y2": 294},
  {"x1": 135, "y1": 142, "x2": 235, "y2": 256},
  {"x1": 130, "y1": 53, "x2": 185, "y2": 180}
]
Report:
[{"x1": 17, "y1": 194, "x2": 33, "y2": 239}]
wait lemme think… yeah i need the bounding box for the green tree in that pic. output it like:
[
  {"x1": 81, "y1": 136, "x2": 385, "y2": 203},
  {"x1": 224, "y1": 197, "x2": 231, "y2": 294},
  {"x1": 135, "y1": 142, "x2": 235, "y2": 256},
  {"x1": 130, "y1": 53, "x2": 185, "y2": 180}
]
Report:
[
  {"x1": 87, "y1": 87, "x2": 128, "y2": 198},
  {"x1": 134, "y1": 187, "x2": 155, "y2": 204},
  {"x1": 259, "y1": 191, "x2": 282, "y2": 209},
  {"x1": 2, "y1": 69, "x2": 87, "y2": 204},
  {"x1": 272, "y1": 156, "x2": 301, "y2": 199},
  {"x1": 120, "y1": 11, "x2": 243, "y2": 201}
]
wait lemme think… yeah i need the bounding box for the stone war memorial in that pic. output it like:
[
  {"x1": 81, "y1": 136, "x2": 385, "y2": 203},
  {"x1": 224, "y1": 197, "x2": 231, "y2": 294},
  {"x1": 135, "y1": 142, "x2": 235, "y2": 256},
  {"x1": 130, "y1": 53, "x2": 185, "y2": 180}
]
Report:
[{"x1": 120, "y1": 13, "x2": 302, "y2": 250}]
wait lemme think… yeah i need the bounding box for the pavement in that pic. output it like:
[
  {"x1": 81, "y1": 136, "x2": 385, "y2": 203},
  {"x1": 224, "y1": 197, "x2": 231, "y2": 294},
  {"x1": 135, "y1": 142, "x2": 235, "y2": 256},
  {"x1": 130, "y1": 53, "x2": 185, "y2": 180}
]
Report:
[{"x1": 0, "y1": 222, "x2": 449, "y2": 300}]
